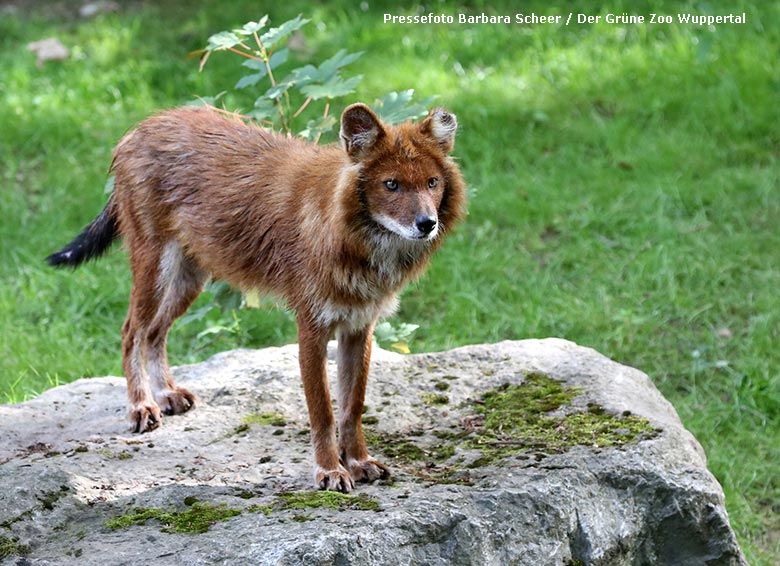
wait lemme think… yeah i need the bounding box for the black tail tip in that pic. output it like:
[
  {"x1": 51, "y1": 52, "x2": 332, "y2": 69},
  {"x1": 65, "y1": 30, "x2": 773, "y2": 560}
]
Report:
[{"x1": 45, "y1": 250, "x2": 77, "y2": 268}]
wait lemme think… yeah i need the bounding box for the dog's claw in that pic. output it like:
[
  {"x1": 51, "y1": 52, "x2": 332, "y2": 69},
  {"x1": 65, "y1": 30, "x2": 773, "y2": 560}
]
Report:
[
  {"x1": 157, "y1": 386, "x2": 197, "y2": 416},
  {"x1": 129, "y1": 402, "x2": 162, "y2": 433},
  {"x1": 315, "y1": 465, "x2": 355, "y2": 493},
  {"x1": 346, "y1": 457, "x2": 391, "y2": 483}
]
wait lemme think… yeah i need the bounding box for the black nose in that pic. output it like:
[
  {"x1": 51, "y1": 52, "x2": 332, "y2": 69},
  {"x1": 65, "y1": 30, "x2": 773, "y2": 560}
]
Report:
[{"x1": 415, "y1": 216, "x2": 437, "y2": 235}]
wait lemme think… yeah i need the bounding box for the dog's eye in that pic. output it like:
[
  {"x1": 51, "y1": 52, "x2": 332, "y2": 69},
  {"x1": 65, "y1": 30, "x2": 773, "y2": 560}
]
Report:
[
  {"x1": 428, "y1": 177, "x2": 439, "y2": 189},
  {"x1": 384, "y1": 179, "x2": 399, "y2": 191}
]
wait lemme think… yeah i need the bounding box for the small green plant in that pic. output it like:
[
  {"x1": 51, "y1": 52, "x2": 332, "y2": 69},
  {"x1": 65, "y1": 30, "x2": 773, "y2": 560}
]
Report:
[
  {"x1": 197, "y1": 14, "x2": 435, "y2": 141},
  {"x1": 186, "y1": 14, "x2": 433, "y2": 346},
  {"x1": 373, "y1": 321, "x2": 420, "y2": 354}
]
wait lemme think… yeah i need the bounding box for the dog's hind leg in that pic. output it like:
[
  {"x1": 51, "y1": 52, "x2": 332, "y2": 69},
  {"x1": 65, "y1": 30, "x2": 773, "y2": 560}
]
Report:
[
  {"x1": 146, "y1": 241, "x2": 206, "y2": 417},
  {"x1": 122, "y1": 240, "x2": 205, "y2": 432}
]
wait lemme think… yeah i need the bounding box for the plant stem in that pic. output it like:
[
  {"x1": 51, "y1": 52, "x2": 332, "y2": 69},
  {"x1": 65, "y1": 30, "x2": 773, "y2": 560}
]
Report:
[
  {"x1": 314, "y1": 103, "x2": 330, "y2": 144},
  {"x1": 292, "y1": 97, "x2": 312, "y2": 119},
  {"x1": 227, "y1": 47, "x2": 264, "y2": 62},
  {"x1": 252, "y1": 31, "x2": 289, "y2": 133}
]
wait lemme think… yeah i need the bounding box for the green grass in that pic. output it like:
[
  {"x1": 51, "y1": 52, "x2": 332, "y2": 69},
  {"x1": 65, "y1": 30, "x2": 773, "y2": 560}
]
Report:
[{"x1": 1, "y1": 1, "x2": 778, "y2": 561}]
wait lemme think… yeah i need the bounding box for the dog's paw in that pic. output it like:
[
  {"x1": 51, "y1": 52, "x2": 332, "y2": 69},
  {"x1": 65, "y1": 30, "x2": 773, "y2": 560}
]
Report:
[
  {"x1": 314, "y1": 465, "x2": 355, "y2": 493},
  {"x1": 345, "y1": 457, "x2": 391, "y2": 483},
  {"x1": 156, "y1": 386, "x2": 197, "y2": 416},
  {"x1": 129, "y1": 402, "x2": 163, "y2": 433}
]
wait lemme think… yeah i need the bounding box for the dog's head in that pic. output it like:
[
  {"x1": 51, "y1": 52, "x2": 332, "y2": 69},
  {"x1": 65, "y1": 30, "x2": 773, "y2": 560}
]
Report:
[{"x1": 340, "y1": 104, "x2": 465, "y2": 242}]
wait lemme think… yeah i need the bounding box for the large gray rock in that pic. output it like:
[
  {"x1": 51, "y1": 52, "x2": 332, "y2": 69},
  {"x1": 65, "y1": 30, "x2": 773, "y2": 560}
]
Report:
[{"x1": 0, "y1": 339, "x2": 746, "y2": 565}]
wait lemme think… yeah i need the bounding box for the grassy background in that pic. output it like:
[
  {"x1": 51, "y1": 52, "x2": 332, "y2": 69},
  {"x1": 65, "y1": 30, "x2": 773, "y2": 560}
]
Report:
[{"x1": 1, "y1": 0, "x2": 778, "y2": 561}]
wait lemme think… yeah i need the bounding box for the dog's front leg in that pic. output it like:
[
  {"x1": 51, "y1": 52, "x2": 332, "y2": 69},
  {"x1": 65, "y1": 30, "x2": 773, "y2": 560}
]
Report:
[
  {"x1": 297, "y1": 314, "x2": 354, "y2": 493},
  {"x1": 337, "y1": 322, "x2": 391, "y2": 483}
]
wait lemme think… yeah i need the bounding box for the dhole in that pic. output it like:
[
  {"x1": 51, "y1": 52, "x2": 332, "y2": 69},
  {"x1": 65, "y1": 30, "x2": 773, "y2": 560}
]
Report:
[{"x1": 47, "y1": 104, "x2": 466, "y2": 492}]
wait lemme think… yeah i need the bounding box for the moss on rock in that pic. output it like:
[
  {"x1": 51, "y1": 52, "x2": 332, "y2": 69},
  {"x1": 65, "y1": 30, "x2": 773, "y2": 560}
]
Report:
[
  {"x1": 246, "y1": 490, "x2": 382, "y2": 517},
  {"x1": 243, "y1": 412, "x2": 287, "y2": 427},
  {"x1": 276, "y1": 491, "x2": 381, "y2": 512},
  {"x1": 0, "y1": 536, "x2": 31, "y2": 558},
  {"x1": 467, "y1": 373, "x2": 658, "y2": 464},
  {"x1": 366, "y1": 372, "x2": 659, "y2": 478},
  {"x1": 105, "y1": 502, "x2": 242, "y2": 534},
  {"x1": 421, "y1": 393, "x2": 449, "y2": 406}
]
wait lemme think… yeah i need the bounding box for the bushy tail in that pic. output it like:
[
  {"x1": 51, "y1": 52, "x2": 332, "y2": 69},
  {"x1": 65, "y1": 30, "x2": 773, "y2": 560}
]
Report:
[{"x1": 46, "y1": 194, "x2": 119, "y2": 268}]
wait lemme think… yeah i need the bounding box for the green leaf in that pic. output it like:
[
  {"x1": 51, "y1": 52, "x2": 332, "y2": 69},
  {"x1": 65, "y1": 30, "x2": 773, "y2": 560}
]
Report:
[
  {"x1": 185, "y1": 91, "x2": 227, "y2": 107},
  {"x1": 235, "y1": 17, "x2": 269, "y2": 36},
  {"x1": 301, "y1": 75, "x2": 362, "y2": 100},
  {"x1": 288, "y1": 64, "x2": 319, "y2": 87},
  {"x1": 374, "y1": 321, "x2": 419, "y2": 345},
  {"x1": 103, "y1": 174, "x2": 115, "y2": 194},
  {"x1": 206, "y1": 31, "x2": 241, "y2": 51},
  {"x1": 259, "y1": 15, "x2": 309, "y2": 50},
  {"x1": 242, "y1": 58, "x2": 266, "y2": 71},
  {"x1": 248, "y1": 97, "x2": 276, "y2": 121},
  {"x1": 196, "y1": 324, "x2": 234, "y2": 339},
  {"x1": 372, "y1": 90, "x2": 437, "y2": 124},
  {"x1": 298, "y1": 115, "x2": 337, "y2": 140},
  {"x1": 235, "y1": 72, "x2": 265, "y2": 89},
  {"x1": 268, "y1": 48, "x2": 289, "y2": 69},
  {"x1": 210, "y1": 281, "x2": 243, "y2": 311},
  {"x1": 264, "y1": 81, "x2": 294, "y2": 100},
  {"x1": 239, "y1": 50, "x2": 288, "y2": 90},
  {"x1": 316, "y1": 49, "x2": 363, "y2": 82},
  {"x1": 178, "y1": 303, "x2": 216, "y2": 326}
]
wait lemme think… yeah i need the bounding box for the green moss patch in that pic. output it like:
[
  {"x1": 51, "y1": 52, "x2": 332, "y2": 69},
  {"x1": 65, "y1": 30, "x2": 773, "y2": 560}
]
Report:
[
  {"x1": 366, "y1": 373, "x2": 659, "y2": 481},
  {"x1": 247, "y1": 491, "x2": 381, "y2": 517},
  {"x1": 364, "y1": 429, "x2": 468, "y2": 484},
  {"x1": 483, "y1": 373, "x2": 580, "y2": 423},
  {"x1": 106, "y1": 502, "x2": 241, "y2": 534},
  {"x1": 468, "y1": 373, "x2": 659, "y2": 464},
  {"x1": 421, "y1": 393, "x2": 449, "y2": 406},
  {"x1": 0, "y1": 536, "x2": 31, "y2": 558},
  {"x1": 38, "y1": 486, "x2": 70, "y2": 511},
  {"x1": 95, "y1": 448, "x2": 134, "y2": 460},
  {"x1": 106, "y1": 491, "x2": 382, "y2": 531},
  {"x1": 364, "y1": 430, "x2": 426, "y2": 462},
  {"x1": 276, "y1": 491, "x2": 381, "y2": 512},
  {"x1": 243, "y1": 412, "x2": 287, "y2": 427}
]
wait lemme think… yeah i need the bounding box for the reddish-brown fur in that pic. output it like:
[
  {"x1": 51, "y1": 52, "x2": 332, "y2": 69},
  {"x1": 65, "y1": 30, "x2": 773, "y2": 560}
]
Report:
[{"x1": 51, "y1": 104, "x2": 466, "y2": 492}]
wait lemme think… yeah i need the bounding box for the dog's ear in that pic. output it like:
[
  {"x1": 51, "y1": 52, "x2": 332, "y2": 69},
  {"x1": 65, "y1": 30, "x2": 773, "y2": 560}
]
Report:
[
  {"x1": 419, "y1": 108, "x2": 457, "y2": 153},
  {"x1": 340, "y1": 104, "x2": 386, "y2": 158}
]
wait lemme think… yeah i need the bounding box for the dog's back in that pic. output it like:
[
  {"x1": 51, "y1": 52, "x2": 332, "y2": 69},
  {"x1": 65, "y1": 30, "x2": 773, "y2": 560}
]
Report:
[{"x1": 110, "y1": 108, "x2": 323, "y2": 296}]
